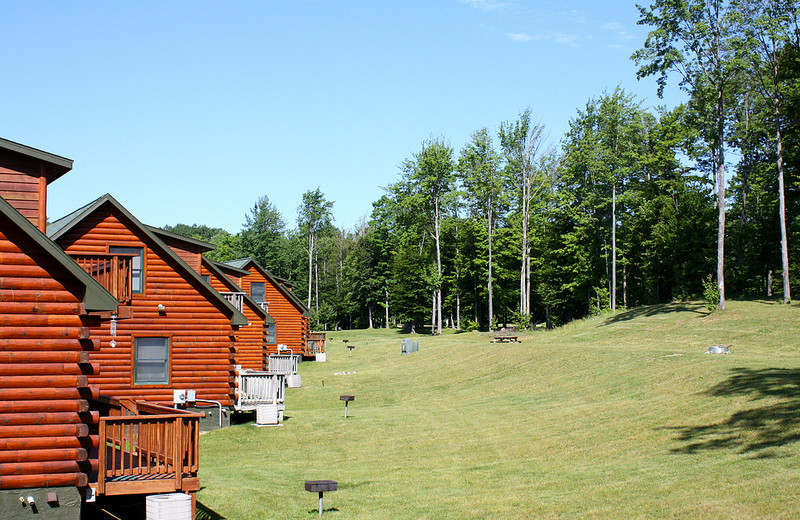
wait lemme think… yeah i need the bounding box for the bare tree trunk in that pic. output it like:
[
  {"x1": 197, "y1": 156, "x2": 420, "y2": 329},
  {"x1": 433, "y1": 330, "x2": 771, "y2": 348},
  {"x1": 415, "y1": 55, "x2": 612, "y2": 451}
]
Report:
[
  {"x1": 368, "y1": 305, "x2": 373, "y2": 329},
  {"x1": 488, "y1": 205, "x2": 494, "y2": 330},
  {"x1": 385, "y1": 288, "x2": 390, "y2": 329},
  {"x1": 307, "y1": 234, "x2": 314, "y2": 310},
  {"x1": 431, "y1": 291, "x2": 436, "y2": 335},
  {"x1": 612, "y1": 182, "x2": 617, "y2": 312},
  {"x1": 776, "y1": 119, "x2": 791, "y2": 303}
]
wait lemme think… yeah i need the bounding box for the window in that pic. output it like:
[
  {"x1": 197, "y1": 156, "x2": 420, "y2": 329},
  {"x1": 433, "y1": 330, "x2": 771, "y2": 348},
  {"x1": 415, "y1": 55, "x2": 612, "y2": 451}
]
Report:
[
  {"x1": 134, "y1": 337, "x2": 169, "y2": 385},
  {"x1": 110, "y1": 246, "x2": 144, "y2": 294},
  {"x1": 251, "y1": 282, "x2": 265, "y2": 303},
  {"x1": 265, "y1": 322, "x2": 276, "y2": 344},
  {"x1": 201, "y1": 274, "x2": 210, "y2": 283}
]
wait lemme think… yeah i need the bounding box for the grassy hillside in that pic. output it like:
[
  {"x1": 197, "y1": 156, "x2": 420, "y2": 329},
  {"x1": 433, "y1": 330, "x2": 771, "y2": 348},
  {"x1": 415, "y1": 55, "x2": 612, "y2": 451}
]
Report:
[{"x1": 197, "y1": 301, "x2": 800, "y2": 519}]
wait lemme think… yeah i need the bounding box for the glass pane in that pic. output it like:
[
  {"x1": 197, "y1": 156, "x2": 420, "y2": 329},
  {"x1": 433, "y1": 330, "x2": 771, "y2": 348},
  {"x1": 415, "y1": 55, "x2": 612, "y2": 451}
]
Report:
[
  {"x1": 251, "y1": 282, "x2": 265, "y2": 303},
  {"x1": 134, "y1": 337, "x2": 168, "y2": 384}
]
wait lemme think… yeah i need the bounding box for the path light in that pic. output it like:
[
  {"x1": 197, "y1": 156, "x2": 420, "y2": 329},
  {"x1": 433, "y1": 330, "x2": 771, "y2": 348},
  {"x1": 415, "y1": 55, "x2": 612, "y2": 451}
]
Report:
[
  {"x1": 340, "y1": 395, "x2": 354, "y2": 417},
  {"x1": 347, "y1": 344, "x2": 355, "y2": 357},
  {"x1": 305, "y1": 480, "x2": 338, "y2": 517}
]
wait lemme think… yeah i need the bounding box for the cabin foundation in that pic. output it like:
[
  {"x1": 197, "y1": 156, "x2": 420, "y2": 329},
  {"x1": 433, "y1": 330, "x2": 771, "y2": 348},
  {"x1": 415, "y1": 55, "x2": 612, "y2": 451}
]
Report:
[{"x1": 1, "y1": 486, "x2": 82, "y2": 520}]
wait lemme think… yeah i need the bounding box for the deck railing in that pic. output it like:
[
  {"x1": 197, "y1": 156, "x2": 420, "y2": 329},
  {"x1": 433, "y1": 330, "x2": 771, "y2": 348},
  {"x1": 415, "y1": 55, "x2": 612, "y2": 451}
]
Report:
[
  {"x1": 268, "y1": 353, "x2": 300, "y2": 375},
  {"x1": 305, "y1": 332, "x2": 327, "y2": 356},
  {"x1": 220, "y1": 291, "x2": 245, "y2": 312},
  {"x1": 257, "y1": 301, "x2": 269, "y2": 313},
  {"x1": 71, "y1": 253, "x2": 135, "y2": 304},
  {"x1": 235, "y1": 370, "x2": 285, "y2": 411},
  {"x1": 93, "y1": 397, "x2": 201, "y2": 496}
]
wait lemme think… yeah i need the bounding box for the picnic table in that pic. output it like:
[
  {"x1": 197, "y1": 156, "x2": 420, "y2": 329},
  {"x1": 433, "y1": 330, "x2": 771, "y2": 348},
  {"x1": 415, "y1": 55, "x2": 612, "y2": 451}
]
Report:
[{"x1": 492, "y1": 335, "x2": 520, "y2": 343}]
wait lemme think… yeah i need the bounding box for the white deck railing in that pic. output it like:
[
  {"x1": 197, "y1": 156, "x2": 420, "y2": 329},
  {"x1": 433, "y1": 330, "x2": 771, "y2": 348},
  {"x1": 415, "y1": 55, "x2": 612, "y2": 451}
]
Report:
[
  {"x1": 220, "y1": 292, "x2": 245, "y2": 312},
  {"x1": 235, "y1": 370, "x2": 285, "y2": 411},
  {"x1": 268, "y1": 354, "x2": 300, "y2": 375}
]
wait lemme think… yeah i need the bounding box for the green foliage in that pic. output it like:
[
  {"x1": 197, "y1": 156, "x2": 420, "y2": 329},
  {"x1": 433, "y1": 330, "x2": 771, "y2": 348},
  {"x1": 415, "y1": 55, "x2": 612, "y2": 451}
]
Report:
[{"x1": 703, "y1": 274, "x2": 721, "y2": 311}]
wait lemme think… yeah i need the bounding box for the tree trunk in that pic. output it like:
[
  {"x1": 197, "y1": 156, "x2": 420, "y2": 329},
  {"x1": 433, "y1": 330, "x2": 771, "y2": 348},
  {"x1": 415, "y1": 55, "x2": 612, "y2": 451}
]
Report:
[
  {"x1": 385, "y1": 288, "x2": 390, "y2": 329},
  {"x1": 612, "y1": 182, "x2": 617, "y2": 312},
  {"x1": 776, "y1": 118, "x2": 791, "y2": 303},
  {"x1": 488, "y1": 205, "x2": 494, "y2": 331},
  {"x1": 307, "y1": 234, "x2": 314, "y2": 310}
]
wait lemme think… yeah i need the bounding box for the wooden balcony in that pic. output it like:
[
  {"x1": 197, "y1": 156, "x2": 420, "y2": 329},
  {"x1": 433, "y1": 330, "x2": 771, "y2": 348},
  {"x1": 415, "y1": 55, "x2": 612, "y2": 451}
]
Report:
[
  {"x1": 71, "y1": 253, "x2": 135, "y2": 304},
  {"x1": 267, "y1": 353, "x2": 300, "y2": 375},
  {"x1": 235, "y1": 370, "x2": 285, "y2": 411},
  {"x1": 220, "y1": 291, "x2": 245, "y2": 312},
  {"x1": 91, "y1": 397, "x2": 201, "y2": 497},
  {"x1": 304, "y1": 332, "x2": 327, "y2": 356}
]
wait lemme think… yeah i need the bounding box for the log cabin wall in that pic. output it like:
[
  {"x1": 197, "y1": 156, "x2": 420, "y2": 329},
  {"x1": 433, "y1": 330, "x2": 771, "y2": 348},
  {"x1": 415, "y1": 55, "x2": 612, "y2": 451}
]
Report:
[
  {"x1": 201, "y1": 264, "x2": 267, "y2": 371},
  {"x1": 0, "y1": 166, "x2": 41, "y2": 228},
  {"x1": 241, "y1": 264, "x2": 309, "y2": 356},
  {"x1": 54, "y1": 205, "x2": 237, "y2": 406},
  {"x1": 0, "y1": 138, "x2": 73, "y2": 232},
  {"x1": 0, "y1": 213, "x2": 97, "y2": 517}
]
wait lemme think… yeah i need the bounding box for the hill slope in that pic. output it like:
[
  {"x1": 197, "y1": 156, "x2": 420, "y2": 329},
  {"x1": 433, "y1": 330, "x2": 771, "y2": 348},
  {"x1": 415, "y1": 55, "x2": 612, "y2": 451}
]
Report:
[{"x1": 198, "y1": 301, "x2": 800, "y2": 519}]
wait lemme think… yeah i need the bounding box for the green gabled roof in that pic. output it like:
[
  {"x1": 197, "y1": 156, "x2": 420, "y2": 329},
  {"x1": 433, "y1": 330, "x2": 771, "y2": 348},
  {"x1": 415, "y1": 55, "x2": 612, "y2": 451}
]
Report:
[
  {"x1": 202, "y1": 258, "x2": 274, "y2": 324},
  {"x1": 147, "y1": 225, "x2": 216, "y2": 253},
  {"x1": 0, "y1": 195, "x2": 117, "y2": 312},
  {"x1": 48, "y1": 194, "x2": 248, "y2": 327},
  {"x1": 0, "y1": 137, "x2": 73, "y2": 182},
  {"x1": 223, "y1": 257, "x2": 310, "y2": 317}
]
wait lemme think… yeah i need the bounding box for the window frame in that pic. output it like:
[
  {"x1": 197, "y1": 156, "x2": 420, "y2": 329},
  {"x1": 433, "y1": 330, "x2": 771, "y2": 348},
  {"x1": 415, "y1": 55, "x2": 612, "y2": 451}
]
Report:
[
  {"x1": 109, "y1": 245, "x2": 145, "y2": 295},
  {"x1": 250, "y1": 281, "x2": 266, "y2": 303},
  {"x1": 132, "y1": 335, "x2": 171, "y2": 386}
]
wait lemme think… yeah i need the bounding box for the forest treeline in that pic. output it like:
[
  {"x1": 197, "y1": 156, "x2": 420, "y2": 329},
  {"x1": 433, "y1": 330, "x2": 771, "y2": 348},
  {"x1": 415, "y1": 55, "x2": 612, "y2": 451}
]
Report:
[{"x1": 168, "y1": 0, "x2": 800, "y2": 331}]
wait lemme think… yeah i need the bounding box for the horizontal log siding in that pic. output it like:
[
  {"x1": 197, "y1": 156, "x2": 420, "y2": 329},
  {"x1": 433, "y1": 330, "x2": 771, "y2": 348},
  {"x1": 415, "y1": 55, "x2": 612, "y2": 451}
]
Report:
[
  {"x1": 0, "y1": 168, "x2": 40, "y2": 227},
  {"x1": 169, "y1": 246, "x2": 201, "y2": 272},
  {"x1": 55, "y1": 209, "x2": 236, "y2": 406},
  {"x1": 242, "y1": 267, "x2": 309, "y2": 355},
  {"x1": 0, "y1": 226, "x2": 93, "y2": 490},
  {"x1": 202, "y1": 265, "x2": 266, "y2": 371}
]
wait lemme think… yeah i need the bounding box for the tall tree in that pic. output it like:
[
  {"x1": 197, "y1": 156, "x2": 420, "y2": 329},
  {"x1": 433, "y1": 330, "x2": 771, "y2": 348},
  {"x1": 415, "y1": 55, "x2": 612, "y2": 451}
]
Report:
[
  {"x1": 499, "y1": 109, "x2": 547, "y2": 321},
  {"x1": 297, "y1": 188, "x2": 334, "y2": 317},
  {"x1": 239, "y1": 195, "x2": 287, "y2": 273},
  {"x1": 458, "y1": 128, "x2": 505, "y2": 329},
  {"x1": 731, "y1": 0, "x2": 800, "y2": 302},
  {"x1": 395, "y1": 138, "x2": 455, "y2": 334},
  {"x1": 634, "y1": 0, "x2": 737, "y2": 310}
]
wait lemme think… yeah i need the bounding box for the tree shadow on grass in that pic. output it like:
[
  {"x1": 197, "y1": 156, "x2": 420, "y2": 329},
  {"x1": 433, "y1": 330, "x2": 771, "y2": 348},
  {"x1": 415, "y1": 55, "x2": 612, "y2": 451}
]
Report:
[
  {"x1": 665, "y1": 368, "x2": 800, "y2": 458},
  {"x1": 197, "y1": 501, "x2": 227, "y2": 520},
  {"x1": 601, "y1": 302, "x2": 708, "y2": 325}
]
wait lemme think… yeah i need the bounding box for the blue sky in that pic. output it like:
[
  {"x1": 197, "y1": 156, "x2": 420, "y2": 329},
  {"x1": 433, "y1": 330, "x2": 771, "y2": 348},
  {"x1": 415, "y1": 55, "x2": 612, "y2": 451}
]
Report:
[{"x1": 2, "y1": 0, "x2": 683, "y2": 233}]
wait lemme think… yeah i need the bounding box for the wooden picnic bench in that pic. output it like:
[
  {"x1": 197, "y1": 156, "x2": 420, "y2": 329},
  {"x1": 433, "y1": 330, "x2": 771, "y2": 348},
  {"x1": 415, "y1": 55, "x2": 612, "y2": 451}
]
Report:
[{"x1": 492, "y1": 335, "x2": 519, "y2": 343}]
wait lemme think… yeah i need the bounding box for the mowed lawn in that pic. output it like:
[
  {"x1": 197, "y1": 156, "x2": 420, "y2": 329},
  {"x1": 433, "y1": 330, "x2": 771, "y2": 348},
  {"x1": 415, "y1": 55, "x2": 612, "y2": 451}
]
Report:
[{"x1": 197, "y1": 301, "x2": 800, "y2": 519}]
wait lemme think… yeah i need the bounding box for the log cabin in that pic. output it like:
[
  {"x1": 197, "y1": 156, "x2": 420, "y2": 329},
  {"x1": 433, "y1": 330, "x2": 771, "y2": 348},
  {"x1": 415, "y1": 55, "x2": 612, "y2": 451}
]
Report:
[
  {"x1": 223, "y1": 257, "x2": 312, "y2": 357},
  {"x1": 0, "y1": 193, "x2": 119, "y2": 519},
  {"x1": 0, "y1": 139, "x2": 203, "y2": 517},
  {"x1": 48, "y1": 194, "x2": 248, "y2": 425},
  {"x1": 147, "y1": 225, "x2": 276, "y2": 371}
]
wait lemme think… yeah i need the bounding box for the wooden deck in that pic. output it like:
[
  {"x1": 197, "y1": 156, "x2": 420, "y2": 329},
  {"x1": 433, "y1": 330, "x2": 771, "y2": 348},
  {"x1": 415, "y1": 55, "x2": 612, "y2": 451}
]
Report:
[
  {"x1": 304, "y1": 332, "x2": 327, "y2": 356},
  {"x1": 91, "y1": 397, "x2": 201, "y2": 497}
]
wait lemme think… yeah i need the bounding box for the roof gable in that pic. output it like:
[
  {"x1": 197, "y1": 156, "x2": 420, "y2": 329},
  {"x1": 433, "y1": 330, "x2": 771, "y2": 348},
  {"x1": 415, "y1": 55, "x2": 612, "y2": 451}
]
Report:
[
  {"x1": 48, "y1": 194, "x2": 248, "y2": 326},
  {"x1": 0, "y1": 137, "x2": 73, "y2": 182},
  {"x1": 0, "y1": 195, "x2": 117, "y2": 311},
  {"x1": 202, "y1": 257, "x2": 274, "y2": 324},
  {"x1": 224, "y1": 257, "x2": 310, "y2": 316}
]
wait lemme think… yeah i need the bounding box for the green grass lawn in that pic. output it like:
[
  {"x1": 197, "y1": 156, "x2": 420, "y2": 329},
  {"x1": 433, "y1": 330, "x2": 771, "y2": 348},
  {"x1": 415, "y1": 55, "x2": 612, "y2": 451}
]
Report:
[{"x1": 196, "y1": 301, "x2": 800, "y2": 519}]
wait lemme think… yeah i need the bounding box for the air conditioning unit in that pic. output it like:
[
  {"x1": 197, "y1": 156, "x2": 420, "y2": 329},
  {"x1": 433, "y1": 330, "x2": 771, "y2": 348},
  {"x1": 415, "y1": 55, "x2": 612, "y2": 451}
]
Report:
[
  {"x1": 256, "y1": 404, "x2": 279, "y2": 425},
  {"x1": 287, "y1": 374, "x2": 302, "y2": 388},
  {"x1": 146, "y1": 493, "x2": 192, "y2": 520}
]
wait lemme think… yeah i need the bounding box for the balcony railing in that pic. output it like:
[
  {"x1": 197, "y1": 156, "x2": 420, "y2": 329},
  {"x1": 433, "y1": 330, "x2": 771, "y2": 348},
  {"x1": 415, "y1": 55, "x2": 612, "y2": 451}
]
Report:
[
  {"x1": 235, "y1": 370, "x2": 285, "y2": 411},
  {"x1": 220, "y1": 291, "x2": 245, "y2": 312},
  {"x1": 304, "y1": 332, "x2": 327, "y2": 356},
  {"x1": 92, "y1": 397, "x2": 201, "y2": 497},
  {"x1": 71, "y1": 253, "x2": 135, "y2": 304},
  {"x1": 257, "y1": 301, "x2": 269, "y2": 313},
  {"x1": 267, "y1": 353, "x2": 300, "y2": 375}
]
